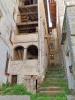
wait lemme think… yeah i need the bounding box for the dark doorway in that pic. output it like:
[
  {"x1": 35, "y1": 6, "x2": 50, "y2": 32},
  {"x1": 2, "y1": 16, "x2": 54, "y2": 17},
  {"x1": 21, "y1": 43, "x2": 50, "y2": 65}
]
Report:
[
  {"x1": 24, "y1": 0, "x2": 37, "y2": 5},
  {"x1": 24, "y1": 0, "x2": 33, "y2": 5},
  {"x1": 36, "y1": 80, "x2": 37, "y2": 92},
  {"x1": 11, "y1": 75, "x2": 17, "y2": 85},
  {"x1": 27, "y1": 45, "x2": 38, "y2": 59}
]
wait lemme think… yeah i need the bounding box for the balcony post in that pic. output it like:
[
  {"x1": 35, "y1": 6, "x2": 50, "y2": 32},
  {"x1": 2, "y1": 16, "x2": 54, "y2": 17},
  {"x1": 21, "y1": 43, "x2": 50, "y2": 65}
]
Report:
[{"x1": 24, "y1": 48, "x2": 27, "y2": 60}]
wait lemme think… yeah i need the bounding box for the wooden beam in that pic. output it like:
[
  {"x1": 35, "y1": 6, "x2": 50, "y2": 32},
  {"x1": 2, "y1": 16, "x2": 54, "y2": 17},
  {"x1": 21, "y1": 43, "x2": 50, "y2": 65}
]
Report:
[{"x1": 19, "y1": 4, "x2": 38, "y2": 8}]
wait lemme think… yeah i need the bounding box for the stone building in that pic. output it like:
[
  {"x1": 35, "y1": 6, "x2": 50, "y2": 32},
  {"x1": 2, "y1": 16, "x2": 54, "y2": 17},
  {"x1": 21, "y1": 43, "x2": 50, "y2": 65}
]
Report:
[
  {"x1": 56, "y1": 0, "x2": 75, "y2": 89},
  {"x1": 61, "y1": 3, "x2": 75, "y2": 89},
  {"x1": 1, "y1": 0, "x2": 75, "y2": 93},
  {"x1": 0, "y1": 0, "x2": 64, "y2": 93},
  {"x1": 0, "y1": 0, "x2": 18, "y2": 84},
  {"x1": 6, "y1": 0, "x2": 49, "y2": 93}
]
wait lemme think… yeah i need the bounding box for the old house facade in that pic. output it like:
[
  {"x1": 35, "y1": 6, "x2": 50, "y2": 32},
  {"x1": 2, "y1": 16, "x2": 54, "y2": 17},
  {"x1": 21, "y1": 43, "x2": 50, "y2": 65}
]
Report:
[
  {"x1": 0, "y1": 0, "x2": 75, "y2": 93},
  {"x1": 7, "y1": 0, "x2": 49, "y2": 93}
]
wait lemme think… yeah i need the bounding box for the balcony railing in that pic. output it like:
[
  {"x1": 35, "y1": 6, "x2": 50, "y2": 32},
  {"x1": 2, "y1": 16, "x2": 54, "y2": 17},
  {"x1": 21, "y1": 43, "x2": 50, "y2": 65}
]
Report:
[
  {"x1": 17, "y1": 13, "x2": 38, "y2": 23},
  {"x1": 19, "y1": 0, "x2": 37, "y2": 7},
  {"x1": 8, "y1": 60, "x2": 38, "y2": 75},
  {"x1": 19, "y1": 4, "x2": 38, "y2": 13},
  {"x1": 16, "y1": 21, "x2": 38, "y2": 34},
  {"x1": 12, "y1": 33, "x2": 38, "y2": 43}
]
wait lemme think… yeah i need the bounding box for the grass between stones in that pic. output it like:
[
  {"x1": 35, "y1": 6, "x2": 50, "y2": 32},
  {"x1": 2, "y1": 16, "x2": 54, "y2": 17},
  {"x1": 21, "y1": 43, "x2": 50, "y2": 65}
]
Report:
[
  {"x1": 0, "y1": 84, "x2": 67, "y2": 100},
  {"x1": 0, "y1": 66, "x2": 69, "y2": 100}
]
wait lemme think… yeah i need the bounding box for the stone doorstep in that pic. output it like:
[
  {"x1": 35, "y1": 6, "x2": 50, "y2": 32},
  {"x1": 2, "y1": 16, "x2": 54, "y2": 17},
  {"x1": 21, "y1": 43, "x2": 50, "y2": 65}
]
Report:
[{"x1": 0, "y1": 96, "x2": 30, "y2": 100}]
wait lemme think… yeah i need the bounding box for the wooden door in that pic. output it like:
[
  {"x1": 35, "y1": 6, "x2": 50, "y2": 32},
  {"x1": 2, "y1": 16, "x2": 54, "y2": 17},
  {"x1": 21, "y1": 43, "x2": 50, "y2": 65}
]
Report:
[{"x1": 11, "y1": 75, "x2": 17, "y2": 85}]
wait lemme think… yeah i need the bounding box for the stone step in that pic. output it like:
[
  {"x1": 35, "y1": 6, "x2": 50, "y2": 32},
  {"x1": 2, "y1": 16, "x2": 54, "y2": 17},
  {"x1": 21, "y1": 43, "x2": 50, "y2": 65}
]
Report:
[
  {"x1": 47, "y1": 69, "x2": 65, "y2": 71},
  {"x1": 46, "y1": 72, "x2": 65, "y2": 75},
  {"x1": 40, "y1": 79, "x2": 68, "y2": 87},
  {"x1": 39, "y1": 90, "x2": 64, "y2": 96},
  {"x1": 47, "y1": 70, "x2": 64, "y2": 72},
  {"x1": 41, "y1": 81, "x2": 67, "y2": 87},
  {"x1": 45, "y1": 74, "x2": 65, "y2": 78},
  {"x1": 38, "y1": 66, "x2": 67, "y2": 95},
  {"x1": 46, "y1": 69, "x2": 65, "y2": 72},
  {"x1": 45, "y1": 79, "x2": 66, "y2": 82},
  {"x1": 44, "y1": 77, "x2": 67, "y2": 81},
  {"x1": 46, "y1": 70, "x2": 65, "y2": 72},
  {"x1": 48, "y1": 66, "x2": 63, "y2": 68},
  {"x1": 46, "y1": 70, "x2": 65, "y2": 74},
  {"x1": 38, "y1": 86, "x2": 62, "y2": 91}
]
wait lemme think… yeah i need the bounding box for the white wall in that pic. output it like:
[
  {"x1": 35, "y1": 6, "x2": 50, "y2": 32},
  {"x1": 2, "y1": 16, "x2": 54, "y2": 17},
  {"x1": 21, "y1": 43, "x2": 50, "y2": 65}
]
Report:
[
  {"x1": 38, "y1": 0, "x2": 48, "y2": 81},
  {"x1": 0, "y1": 0, "x2": 18, "y2": 83}
]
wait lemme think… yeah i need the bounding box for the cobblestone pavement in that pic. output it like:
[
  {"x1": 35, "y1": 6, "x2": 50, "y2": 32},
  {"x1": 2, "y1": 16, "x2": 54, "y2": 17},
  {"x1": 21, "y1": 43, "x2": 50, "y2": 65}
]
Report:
[{"x1": 0, "y1": 96, "x2": 30, "y2": 100}]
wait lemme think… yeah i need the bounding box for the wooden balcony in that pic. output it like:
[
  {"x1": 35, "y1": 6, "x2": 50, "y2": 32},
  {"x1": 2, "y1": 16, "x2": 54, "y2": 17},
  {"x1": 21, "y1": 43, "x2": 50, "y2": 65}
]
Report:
[
  {"x1": 19, "y1": 4, "x2": 38, "y2": 14},
  {"x1": 17, "y1": 22, "x2": 38, "y2": 34},
  {"x1": 8, "y1": 60, "x2": 38, "y2": 75},
  {"x1": 17, "y1": 12, "x2": 38, "y2": 23},
  {"x1": 19, "y1": 0, "x2": 37, "y2": 7},
  {"x1": 17, "y1": 1, "x2": 38, "y2": 34},
  {"x1": 13, "y1": 33, "x2": 38, "y2": 43}
]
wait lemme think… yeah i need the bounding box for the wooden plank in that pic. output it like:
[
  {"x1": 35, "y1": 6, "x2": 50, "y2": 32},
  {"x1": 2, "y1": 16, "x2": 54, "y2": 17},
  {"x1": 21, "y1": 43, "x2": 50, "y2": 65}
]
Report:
[{"x1": 17, "y1": 21, "x2": 38, "y2": 26}]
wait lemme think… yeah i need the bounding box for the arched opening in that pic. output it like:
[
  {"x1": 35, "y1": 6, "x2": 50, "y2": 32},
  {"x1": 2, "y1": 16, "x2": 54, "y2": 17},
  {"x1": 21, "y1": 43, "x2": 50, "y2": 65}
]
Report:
[
  {"x1": 27, "y1": 45, "x2": 38, "y2": 59},
  {"x1": 14, "y1": 46, "x2": 24, "y2": 60}
]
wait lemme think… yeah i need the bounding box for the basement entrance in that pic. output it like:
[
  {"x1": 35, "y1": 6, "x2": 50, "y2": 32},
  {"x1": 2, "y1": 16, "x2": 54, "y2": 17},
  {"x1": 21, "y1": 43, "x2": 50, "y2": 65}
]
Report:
[{"x1": 11, "y1": 75, "x2": 17, "y2": 85}]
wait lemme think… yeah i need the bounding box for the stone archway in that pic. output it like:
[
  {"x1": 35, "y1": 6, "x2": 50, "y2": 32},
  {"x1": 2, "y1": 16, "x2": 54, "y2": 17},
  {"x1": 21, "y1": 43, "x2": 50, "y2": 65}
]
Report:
[
  {"x1": 27, "y1": 45, "x2": 38, "y2": 59},
  {"x1": 14, "y1": 46, "x2": 24, "y2": 60}
]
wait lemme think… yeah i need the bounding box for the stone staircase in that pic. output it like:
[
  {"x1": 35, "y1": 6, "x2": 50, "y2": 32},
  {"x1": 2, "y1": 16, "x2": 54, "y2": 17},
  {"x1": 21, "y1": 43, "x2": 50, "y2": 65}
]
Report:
[{"x1": 38, "y1": 65, "x2": 68, "y2": 96}]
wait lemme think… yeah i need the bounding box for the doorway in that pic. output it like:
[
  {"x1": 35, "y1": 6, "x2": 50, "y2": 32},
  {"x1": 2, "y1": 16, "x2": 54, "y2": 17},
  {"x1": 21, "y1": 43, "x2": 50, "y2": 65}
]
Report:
[{"x1": 11, "y1": 75, "x2": 17, "y2": 85}]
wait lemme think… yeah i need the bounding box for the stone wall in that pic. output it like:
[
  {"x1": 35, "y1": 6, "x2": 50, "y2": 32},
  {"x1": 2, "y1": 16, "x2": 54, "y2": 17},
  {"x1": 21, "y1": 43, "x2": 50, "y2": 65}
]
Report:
[
  {"x1": 66, "y1": 5, "x2": 75, "y2": 78},
  {"x1": 38, "y1": 0, "x2": 48, "y2": 82},
  {"x1": 0, "y1": 0, "x2": 18, "y2": 83},
  {"x1": 61, "y1": 3, "x2": 75, "y2": 89}
]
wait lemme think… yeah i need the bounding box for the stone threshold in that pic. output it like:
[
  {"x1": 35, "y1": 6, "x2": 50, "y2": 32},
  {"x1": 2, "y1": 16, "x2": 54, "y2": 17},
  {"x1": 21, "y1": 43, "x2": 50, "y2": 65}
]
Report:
[{"x1": 0, "y1": 96, "x2": 30, "y2": 100}]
